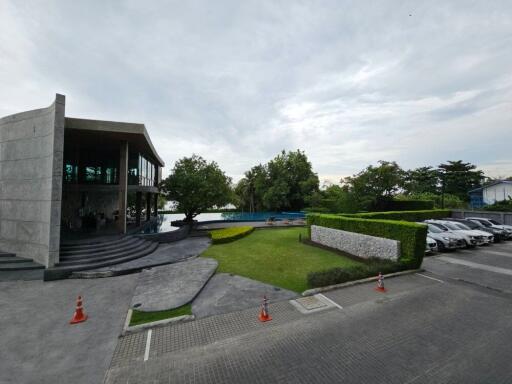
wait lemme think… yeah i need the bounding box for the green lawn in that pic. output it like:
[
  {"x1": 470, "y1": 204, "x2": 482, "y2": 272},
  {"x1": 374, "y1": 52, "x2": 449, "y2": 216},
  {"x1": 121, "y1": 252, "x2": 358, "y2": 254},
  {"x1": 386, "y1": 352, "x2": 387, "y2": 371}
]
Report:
[
  {"x1": 129, "y1": 304, "x2": 192, "y2": 326},
  {"x1": 201, "y1": 227, "x2": 362, "y2": 292}
]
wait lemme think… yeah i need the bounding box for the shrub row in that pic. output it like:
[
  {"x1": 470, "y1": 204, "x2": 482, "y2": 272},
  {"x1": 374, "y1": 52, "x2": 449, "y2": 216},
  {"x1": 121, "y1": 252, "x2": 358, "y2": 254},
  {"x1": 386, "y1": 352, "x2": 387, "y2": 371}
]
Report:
[
  {"x1": 307, "y1": 213, "x2": 428, "y2": 268},
  {"x1": 210, "y1": 226, "x2": 254, "y2": 244},
  {"x1": 339, "y1": 209, "x2": 451, "y2": 222},
  {"x1": 307, "y1": 259, "x2": 409, "y2": 288},
  {"x1": 373, "y1": 199, "x2": 435, "y2": 211}
]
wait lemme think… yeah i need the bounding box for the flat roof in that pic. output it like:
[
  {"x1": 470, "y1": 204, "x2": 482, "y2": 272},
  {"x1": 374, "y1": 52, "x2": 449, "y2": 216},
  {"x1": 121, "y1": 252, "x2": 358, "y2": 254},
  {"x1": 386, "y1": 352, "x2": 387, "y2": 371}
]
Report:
[{"x1": 65, "y1": 117, "x2": 165, "y2": 167}]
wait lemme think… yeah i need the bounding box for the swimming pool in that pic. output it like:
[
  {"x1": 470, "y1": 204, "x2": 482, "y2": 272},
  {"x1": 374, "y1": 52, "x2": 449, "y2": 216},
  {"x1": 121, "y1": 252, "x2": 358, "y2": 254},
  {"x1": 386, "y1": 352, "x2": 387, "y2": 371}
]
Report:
[{"x1": 145, "y1": 211, "x2": 306, "y2": 233}]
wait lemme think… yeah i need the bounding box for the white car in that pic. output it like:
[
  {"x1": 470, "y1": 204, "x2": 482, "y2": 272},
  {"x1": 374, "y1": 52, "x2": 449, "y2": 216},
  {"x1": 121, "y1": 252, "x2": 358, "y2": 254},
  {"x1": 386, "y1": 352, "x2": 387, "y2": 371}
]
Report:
[
  {"x1": 467, "y1": 218, "x2": 512, "y2": 239},
  {"x1": 442, "y1": 221, "x2": 494, "y2": 244},
  {"x1": 421, "y1": 223, "x2": 463, "y2": 251},
  {"x1": 428, "y1": 220, "x2": 491, "y2": 246},
  {"x1": 425, "y1": 221, "x2": 477, "y2": 248},
  {"x1": 425, "y1": 236, "x2": 438, "y2": 254}
]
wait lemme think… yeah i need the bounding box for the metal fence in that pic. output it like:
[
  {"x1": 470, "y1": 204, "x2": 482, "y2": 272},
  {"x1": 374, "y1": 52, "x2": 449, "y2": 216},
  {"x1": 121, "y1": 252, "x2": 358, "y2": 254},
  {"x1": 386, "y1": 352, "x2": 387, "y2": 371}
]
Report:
[{"x1": 451, "y1": 209, "x2": 512, "y2": 226}]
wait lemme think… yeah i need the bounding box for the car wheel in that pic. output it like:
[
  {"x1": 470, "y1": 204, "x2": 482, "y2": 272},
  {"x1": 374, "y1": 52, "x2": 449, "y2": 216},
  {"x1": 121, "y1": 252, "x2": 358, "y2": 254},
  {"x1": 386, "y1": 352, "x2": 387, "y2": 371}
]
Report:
[{"x1": 436, "y1": 240, "x2": 445, "y2": 252}]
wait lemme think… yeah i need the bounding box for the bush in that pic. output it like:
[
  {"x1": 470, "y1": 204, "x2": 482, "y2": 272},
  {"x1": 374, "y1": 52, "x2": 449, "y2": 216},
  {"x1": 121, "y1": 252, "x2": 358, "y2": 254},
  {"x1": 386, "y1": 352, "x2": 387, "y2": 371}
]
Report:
[
  {"x1": 307, "y1": 260, "x2": 408, "y2": 288},
  {"x1": 307, "y1": 213, "x2": 428, "y2": 268},
  {"x1": 373, "y1": 199, "x2": 434, "y2": 211},
  {"x1": 210, "y1": 226, "x2": 254, "y2": 244},
  {"x1": 338, "y1": 209, "x2": 451, "y2": 222},
  {"x1": 483, "y1": 198, "x2": 512, "y2": 212}
]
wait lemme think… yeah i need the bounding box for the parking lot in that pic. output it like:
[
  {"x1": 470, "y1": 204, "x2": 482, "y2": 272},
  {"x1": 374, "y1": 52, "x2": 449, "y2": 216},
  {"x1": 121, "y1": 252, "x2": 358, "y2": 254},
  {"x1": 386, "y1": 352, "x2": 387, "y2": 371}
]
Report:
[{"x1": 424, "y1": 240, "x2": 512, "y2": 293}]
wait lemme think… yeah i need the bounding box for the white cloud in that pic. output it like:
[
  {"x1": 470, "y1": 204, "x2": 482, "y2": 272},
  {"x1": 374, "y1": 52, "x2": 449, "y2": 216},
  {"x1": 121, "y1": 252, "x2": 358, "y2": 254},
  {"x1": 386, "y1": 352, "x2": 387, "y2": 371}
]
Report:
[{"x1": 1, "y1": 0, "x2": 511, "y2": 182}]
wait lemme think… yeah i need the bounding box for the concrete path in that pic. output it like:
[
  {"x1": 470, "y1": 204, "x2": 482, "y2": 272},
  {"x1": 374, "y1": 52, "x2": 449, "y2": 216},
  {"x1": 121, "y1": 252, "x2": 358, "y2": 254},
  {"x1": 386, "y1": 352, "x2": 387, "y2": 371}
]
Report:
[
  {"x1": 131, "y1": 258, "x2": 218, "y2": 311},
  {"x1": 0, "y1": 274, "x2": 138, "y2": 384},
  {"x1": 80, "y1": 237, "x2": 211, "y2": 276},
  {"x1": 192, "y1": 273, "x2": 298, "y2": 318}
]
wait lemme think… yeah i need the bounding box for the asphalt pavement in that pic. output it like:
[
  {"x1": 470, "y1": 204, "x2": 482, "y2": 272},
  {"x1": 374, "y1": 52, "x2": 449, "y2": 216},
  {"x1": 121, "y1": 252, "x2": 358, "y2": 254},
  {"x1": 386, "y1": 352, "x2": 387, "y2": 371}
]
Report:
[{"x1": 105, "y1": 241, "x2": 512, "y2": 383}]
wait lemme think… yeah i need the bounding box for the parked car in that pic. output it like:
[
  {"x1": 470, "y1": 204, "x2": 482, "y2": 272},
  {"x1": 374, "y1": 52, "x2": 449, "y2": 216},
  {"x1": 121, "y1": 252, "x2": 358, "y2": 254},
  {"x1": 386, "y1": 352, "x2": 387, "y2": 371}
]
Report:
[
  {"x1": 425, "y1": 236, "x2": 438, "y2": 254},
  {"x1": 444, "y1": 218, "x2": 505, "y2": 242},
  {"x1": 426, "y1": 220, "x2": 491, "y2": 246},
  {"x1": 425, "y1": 220, "x2": 481, "y2": 248},
  {"x1": 442, "y1": 221, "x2": 494, "y2": 244},
  {"x1": 420, "y1": 223, "x2": 462, "y2": 251},
  {"x1": 467, "y1": 218, "x2": 512, "y2": 239}
]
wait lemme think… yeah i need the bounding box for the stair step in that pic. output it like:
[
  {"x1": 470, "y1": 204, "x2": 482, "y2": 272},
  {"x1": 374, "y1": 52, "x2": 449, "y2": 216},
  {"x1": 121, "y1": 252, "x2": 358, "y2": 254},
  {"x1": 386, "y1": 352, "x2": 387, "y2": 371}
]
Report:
[
  {"x1": 0, "y1": 262, "x2": 45, "y2": 271},
  {"x1": 57, "y1": 241, "x2": 153, "y2": 266},
  {"x1": 0, "y1": 257, "x2": 33, "y2": 264},
  {"x1": 59, "y1": 238, "x2": 144, "y2": 259},
  {"x1": 45, "y1": 242, "x2": 159, "y2": 280},
  {"x1": 60, "y1": 236, "x2": 133, "y2": 252},
  {"x1": 0, "y1": 252, "x2": 16, "y2": 258}
]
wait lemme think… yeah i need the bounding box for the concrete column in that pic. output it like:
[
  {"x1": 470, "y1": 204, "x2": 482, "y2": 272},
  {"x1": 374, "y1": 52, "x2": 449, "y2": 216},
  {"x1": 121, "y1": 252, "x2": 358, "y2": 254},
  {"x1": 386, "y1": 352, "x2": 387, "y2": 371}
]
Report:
[
  {"x1": 135, "y1": 191, "x2": 142, "y2": 226},
  {"x1": 146, "y1": 192, "x2": 151, "y2": 221},
  {"x1": 117, "y1": 141, "x2": 128, "y2": 233},
  {"x1": 153, "y1": 193, "x2": 158, "y2": 217}
]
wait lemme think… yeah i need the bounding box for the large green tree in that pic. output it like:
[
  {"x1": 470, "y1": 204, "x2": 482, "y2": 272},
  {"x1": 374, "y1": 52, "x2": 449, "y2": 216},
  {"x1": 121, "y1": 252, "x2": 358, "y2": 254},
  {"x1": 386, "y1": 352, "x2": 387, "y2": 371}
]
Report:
[
  {"x1": 160, "y1": 155, "x2": 232, "y2": 222},
  {"x1": 342, "y1": 161, "x2": 405, "y2": 211},
  {"x1": 438, "y1": 160, "x2": 484, "y2": 201},
  {"x1": 235, "y1": 150, "x2": 319, "y2": 211},
  {"x1": 404, "y1": 166, "x2": 440, "y2": 195}
]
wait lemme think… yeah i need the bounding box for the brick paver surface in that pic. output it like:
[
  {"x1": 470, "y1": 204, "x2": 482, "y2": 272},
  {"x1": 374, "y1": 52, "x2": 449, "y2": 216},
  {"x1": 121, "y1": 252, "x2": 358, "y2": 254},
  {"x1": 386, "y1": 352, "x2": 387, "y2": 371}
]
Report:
[{"x1": 105, "y1": 272, "x2": 512, "y2": 383}]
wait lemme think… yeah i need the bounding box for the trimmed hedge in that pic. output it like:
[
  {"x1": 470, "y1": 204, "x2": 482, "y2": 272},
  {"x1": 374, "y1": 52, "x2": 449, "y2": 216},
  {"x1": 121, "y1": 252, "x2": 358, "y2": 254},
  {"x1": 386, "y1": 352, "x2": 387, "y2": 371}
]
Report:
[
  {"x1": 307, "y1": 213, "x2": 427, "y2": 268},
  {"x1": 307, "y1": 259, "x2": 408, "y2": 288},
  {"x1": 210, "y1": 226, "x2": 254, "y2": 244},
  {"x1": 373, "y1": 199, "x2": 435, "y2": 211},
  {"x1": 338, "y1": 209, "x2": 451, "y2": 222}
]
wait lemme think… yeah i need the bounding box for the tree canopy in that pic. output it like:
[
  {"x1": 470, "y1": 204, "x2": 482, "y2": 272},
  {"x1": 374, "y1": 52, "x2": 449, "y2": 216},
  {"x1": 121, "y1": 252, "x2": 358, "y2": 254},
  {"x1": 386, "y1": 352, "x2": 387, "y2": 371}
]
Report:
[
  {"x1": 342, "y1": 161, "x2": 405, "y2": 211},
  {"x1": 438, "y1": 160, "x2": 484, "y2": 201},
  {"x1": 160, "y1": 155, "x2": 232, "y2": 221},
  {"x1": 235, "y1": 150, "x2": 319, "y2": 211}
]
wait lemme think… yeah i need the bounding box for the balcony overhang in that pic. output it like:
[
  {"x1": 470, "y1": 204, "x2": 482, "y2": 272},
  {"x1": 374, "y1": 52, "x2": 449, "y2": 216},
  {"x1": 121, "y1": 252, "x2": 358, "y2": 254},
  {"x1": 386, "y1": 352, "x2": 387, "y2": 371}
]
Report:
[{"x1": 64, "y1": 117, "x2": 165, "y2": 167}]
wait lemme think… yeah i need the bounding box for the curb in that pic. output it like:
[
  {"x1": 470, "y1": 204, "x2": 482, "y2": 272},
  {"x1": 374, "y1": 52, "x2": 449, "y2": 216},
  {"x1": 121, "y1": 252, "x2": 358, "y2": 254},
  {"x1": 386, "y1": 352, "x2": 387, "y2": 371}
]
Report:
[
  {"x1": 301, "y1": 268, "x2": 424, "y2": 296},
  {"x1": 122, "y1": 312, "x2": 195, "y2": 336}
]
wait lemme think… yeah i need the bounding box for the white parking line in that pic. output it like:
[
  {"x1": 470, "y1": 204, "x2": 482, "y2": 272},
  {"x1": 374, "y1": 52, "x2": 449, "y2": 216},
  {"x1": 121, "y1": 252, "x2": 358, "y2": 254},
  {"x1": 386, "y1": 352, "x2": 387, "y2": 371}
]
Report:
[
  {"x1": 415, "y1": 273, "x2": 444, "y2": 283},
  {"x1": 482, "y1": 250, "x2": 512, "y2": 258},
  {"x1": 144, "y1": 329, "x2": 152, "y2": 362},
  {"x1": 438, "y1": 256, "x2": 512, "y2": 276},
  {"x1": 317, "y1": 294, "x2": 344, "y2": 310}
]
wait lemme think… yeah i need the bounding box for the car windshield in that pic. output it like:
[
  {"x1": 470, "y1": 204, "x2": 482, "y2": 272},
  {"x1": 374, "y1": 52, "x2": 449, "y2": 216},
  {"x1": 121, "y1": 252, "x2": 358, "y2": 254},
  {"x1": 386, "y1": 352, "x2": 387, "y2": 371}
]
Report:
[
  {"x1": 478, "y1": 220, "x2": 492, "y2": 227},
  {"x1": 443, "y1": 222, "x2": 461, "y2": 230},
  {"x1": 428, "y1": 224, "x2": 443, "y2": 233},
  {"x1": 454, "y1": 223, "x2": 471, "y2": 230},
  {"x1": 489, "y1": 219, "x2": 502, "y2": 225},
  {"x1": 460, "y1": 220, "x2": 478, "y2": 229}
]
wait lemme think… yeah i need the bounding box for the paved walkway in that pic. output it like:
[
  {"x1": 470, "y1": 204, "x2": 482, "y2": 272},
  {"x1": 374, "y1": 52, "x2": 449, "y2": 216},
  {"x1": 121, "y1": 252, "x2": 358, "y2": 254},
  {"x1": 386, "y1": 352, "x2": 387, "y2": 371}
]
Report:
[
  {"x1": 131, "y1": 258, "x2": 218, "y2": 311},
  {"x1": 0, "y1": 274, "x2": 138, "y2": 384},
  {"x1": 192, "y1": 273, "x2": 298, "y2": 318},
  {"x1": 105, "y1": 272, "x2": 512, "y2": 383}
]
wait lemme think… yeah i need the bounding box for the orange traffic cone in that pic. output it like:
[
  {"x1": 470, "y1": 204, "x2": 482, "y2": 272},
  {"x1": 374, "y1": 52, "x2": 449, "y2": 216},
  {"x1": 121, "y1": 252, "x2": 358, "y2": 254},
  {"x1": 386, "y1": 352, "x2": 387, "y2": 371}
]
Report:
[
  {"x1": 374, "y1": 272, "x2": 387, "y2": 293},
  {"x1": 258, "y1": 295, "x2": 272, "y2": 322},
  {"x1": 70, "y1": 295, "x2": 88, "y2": 324}
]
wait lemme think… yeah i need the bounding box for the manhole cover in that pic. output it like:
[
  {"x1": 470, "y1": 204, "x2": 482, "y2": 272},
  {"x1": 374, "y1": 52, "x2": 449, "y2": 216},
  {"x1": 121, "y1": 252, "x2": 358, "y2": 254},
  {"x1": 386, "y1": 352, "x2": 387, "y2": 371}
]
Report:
[{"x1": 295, "y1": 296, "x2": 328, "y2": 310}]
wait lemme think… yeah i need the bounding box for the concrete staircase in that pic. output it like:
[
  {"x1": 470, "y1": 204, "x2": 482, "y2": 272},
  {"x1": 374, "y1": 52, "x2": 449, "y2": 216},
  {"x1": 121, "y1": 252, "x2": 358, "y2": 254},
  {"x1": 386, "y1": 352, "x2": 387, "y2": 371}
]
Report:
[
  {"x1": 44, "y1": 236, "x2": 159, "y2": 280},
  {"x1": 0, "y1": 251, "x2": 45, "y2": 271}
]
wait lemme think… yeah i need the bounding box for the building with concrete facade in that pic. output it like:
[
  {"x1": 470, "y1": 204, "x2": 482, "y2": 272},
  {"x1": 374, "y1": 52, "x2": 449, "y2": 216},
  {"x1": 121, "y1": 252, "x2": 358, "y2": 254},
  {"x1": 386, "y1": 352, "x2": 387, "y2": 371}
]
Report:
[{"x1": 0, "y1": 94, "x2": 164, "y2": 268}]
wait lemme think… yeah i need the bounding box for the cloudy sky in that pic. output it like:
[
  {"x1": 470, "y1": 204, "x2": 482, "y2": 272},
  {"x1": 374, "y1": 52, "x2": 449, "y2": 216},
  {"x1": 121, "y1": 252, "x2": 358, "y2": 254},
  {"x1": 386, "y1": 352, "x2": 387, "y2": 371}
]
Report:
[{"x1": 1, "y1": 1, "x2": 511, "y2": 183}]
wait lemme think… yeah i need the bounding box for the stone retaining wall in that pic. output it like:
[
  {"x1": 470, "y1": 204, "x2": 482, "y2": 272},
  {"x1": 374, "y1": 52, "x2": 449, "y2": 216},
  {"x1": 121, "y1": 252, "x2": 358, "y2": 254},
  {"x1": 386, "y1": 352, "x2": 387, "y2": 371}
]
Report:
[{"x1": 310, "y1": 225, "x2": 400, "y2": 261}]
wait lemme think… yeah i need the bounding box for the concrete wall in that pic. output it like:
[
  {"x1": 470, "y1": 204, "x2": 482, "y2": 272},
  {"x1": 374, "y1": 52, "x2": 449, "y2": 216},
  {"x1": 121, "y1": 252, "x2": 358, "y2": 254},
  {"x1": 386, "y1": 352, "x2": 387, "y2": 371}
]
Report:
[
  {"x1": 451, "y1": 210, "x2": 512, "y2": 226},
  {"x1": 0, "y1": 95, "x2": 65, "y2": 267},
  {"x1": 310, "y1": 225, "x2": 400, "y2": 261}
]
